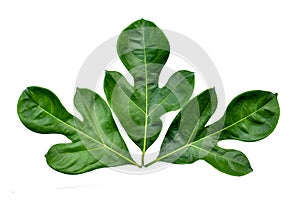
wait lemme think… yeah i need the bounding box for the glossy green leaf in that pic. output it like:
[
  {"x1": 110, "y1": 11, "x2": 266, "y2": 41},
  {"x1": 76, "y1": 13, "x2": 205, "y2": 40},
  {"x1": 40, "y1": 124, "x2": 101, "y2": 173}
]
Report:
[
  {"x1": 219, "y1": 91, "x2": 280, "y2": 141},
  {"x1": 17, "y1": 19, "x2": 281, "y2": 175},
  {"x1": 104, "y1": 19, "x2": 194, "y2": 163},
  {"x1": 149, "y1": 90, "x2": 279, "y2": 176},
  {"x1": 17, "y1": 87, "x2": 139, "y2": 174}
]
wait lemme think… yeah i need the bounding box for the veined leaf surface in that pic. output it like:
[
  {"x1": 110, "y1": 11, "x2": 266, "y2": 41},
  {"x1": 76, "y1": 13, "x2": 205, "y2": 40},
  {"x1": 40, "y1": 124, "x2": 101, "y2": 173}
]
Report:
[
  {"x1": 17, "y1": 19, "x2": 281, "y2": 175},
  {"x1": 17, "y1": 87, "x2": 139, "y2": 174},
  {"x1": 104, "y1": 19, "x2": 194, "y2": 164},
  {"x1": 150, "y1": 90, "x2": 280, "y2": 176}
]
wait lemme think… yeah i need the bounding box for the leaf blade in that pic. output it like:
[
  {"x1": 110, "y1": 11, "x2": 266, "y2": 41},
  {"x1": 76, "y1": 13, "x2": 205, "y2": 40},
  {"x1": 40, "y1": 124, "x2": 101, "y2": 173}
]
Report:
[
  {"x1": 105, "y1": 19, "x2": 194, "y2": 153},
  {"x1": 203, "y1": 146, "x2": 253, "y2": 176},
  {"x1": 153, "y1": 90, "x2": 279, "y2": 176},
  {"x1": 17, "y1": 87, "x2": 138, "y2": 174},
  {"x1": 220, "y1": 91, "x2": 280, "y2": 141},
  {"x1": 117, "y1": 19, "x2": 170, "y2": 73},
  {"x1": 17, "y1": 86, "x2": 80, "y2": 141}
]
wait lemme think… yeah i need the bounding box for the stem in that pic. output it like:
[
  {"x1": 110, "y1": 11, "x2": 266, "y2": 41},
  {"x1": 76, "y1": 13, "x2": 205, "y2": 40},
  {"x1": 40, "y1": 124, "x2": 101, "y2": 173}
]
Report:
[
  {"x1": 134, "y1": 162, "x2": 143, "y2": 168},
  {"x1": 141, "y1": 151, "x2": 146, "y2": 166},
  {"x1": 144, "y1": 145, "x2": 189, "y2": 167},
  {"x1": 144, "y1": 158, "x2": 160, "y2": 167}
]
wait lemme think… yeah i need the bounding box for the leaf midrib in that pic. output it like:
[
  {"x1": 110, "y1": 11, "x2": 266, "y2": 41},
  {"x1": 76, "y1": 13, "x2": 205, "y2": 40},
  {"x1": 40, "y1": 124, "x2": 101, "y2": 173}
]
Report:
[
  {"x1": 186, "y1": 97, "x2": 212, "y2": 144},
  {"x1": 81, "y1": 100, "x2": 105, "y2": 144},
  {"x1": 190, "y1": 145, "x2": 248, "y2": 166},
  {"x1": 52, "y1": 146, "x2": 106, "y2": 156},
  {"x1": 142, "y1": 27, "x2": 149, "y2": 159}
]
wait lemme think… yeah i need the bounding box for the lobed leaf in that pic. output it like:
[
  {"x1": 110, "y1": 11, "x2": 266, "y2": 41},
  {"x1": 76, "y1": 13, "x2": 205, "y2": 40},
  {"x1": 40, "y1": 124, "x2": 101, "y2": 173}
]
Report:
[
  {"x1": 151, "y1": 89, "x2": 280, "y2": 176},
  {"x1": 104, "y1": 19, "x2": 195, "y2": 161},
  {"x1": 17, "y1": 19, "x2": 281, "y2": 175},
  {"x1": 17, "y1": 87, "x2": 139, "y2": 174}
]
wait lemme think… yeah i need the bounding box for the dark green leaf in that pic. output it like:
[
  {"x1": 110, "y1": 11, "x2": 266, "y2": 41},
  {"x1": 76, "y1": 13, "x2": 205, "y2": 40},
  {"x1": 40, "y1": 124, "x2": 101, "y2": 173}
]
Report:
[
  {"x1": 150, "y1": 90, "x2": 279, "y2": 176},
  {"x1": 17, "y1": 87, "x2": 139, "y2": 174},
  {"x1": 220, "y1": 90, "x2": 280, "y2": 141},
  {"x1": 17, "y1": 19, "x2": 281, "y2": 176},
  {"x1": 105, "y1": 19, "x2": 194, "y2": 162}
]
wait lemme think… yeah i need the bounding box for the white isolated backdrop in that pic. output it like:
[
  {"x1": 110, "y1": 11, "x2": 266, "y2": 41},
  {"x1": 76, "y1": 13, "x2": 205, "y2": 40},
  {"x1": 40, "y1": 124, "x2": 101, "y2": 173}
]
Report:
[{"x1": 0, "y1": 0, "x2": 299, "y2": 199}]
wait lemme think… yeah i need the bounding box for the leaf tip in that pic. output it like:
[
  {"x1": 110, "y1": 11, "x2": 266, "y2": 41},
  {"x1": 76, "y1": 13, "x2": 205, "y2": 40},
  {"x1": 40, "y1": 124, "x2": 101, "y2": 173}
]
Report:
[
  {"x1": 242, "y1": 162, "x2": 253, "y2": 176},
  {"x1": 209, "y1": 86, "x2": 216, "y2": 92},
  {"x1": 232, "y1": 164, "x2": 253, "y2": 177},
  {"x1": 75, "y1": 88, "x2": 80, "y2": 96},
  {"x1": 24, "y1": 86, "x2": 36, "y2": 95},
  {"x1": 249, "y1": 166, "x2": 253, "y2": 173},
  {"x1": 208, "y1": 87, "x2": 217, "y2": 99},
  {"x1": 104, "y1": 70, "x2": 110, "y2": 76},
  {"x1": 76, "y1": 87, "x2": 82, "y2": 92}
]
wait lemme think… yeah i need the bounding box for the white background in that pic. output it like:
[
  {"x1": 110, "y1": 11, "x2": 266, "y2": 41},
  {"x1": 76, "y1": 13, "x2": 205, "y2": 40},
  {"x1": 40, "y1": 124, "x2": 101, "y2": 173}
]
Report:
[{"x1": 1, "y1": 0, "x2": 299, "y2": 199}]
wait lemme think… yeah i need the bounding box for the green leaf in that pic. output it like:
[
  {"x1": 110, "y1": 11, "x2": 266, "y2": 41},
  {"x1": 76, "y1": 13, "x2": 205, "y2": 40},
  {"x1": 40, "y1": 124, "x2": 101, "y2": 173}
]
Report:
[
  {"x1": 104, "y1": 19, "x2": 194, "y2": 163},
  {"x1": 17, "y1": 19, "x2": 281, "y2": 175},
  {"x1": 219, "y1": 90, "x2": 280, "y2": 141},
  {"x1": 148, "y1": 90, "x2": 279, "y2": 176},
  {"x1": 17, "y1": 87, "x2": 139, "y2": 174}
]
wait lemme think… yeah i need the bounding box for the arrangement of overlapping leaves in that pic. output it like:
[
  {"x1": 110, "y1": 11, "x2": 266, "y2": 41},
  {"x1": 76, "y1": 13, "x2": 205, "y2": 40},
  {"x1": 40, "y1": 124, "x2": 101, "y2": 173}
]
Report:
[{"x1": 17, "y1": 19, "x2": 280, "y2": 176}]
